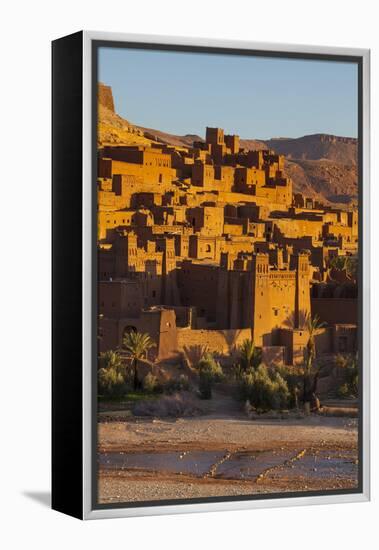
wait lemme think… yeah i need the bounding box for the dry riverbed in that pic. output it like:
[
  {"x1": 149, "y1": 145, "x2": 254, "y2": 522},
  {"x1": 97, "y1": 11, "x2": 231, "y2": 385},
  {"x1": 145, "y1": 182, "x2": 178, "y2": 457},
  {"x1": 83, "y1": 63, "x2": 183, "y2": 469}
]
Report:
[{"x1": 97, "y1": 409, "x2": 359, "y2": 504}]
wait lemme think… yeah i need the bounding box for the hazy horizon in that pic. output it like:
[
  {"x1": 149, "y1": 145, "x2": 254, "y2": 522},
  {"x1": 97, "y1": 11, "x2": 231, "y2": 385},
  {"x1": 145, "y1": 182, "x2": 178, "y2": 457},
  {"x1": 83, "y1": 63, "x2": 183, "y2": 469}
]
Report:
[{"x1": 98, "y1": 46, "x2": 358, "y2": 140}]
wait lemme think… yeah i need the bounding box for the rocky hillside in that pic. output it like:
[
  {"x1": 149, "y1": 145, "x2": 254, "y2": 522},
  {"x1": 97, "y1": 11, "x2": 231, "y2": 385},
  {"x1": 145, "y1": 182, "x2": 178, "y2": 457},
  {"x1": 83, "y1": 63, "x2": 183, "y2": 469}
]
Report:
[
  {"x1": 137, "y1": 126, "x2": 204, "y2": 148},
  {"x1": 264, "y1": 134, "x2": 357, "y2": 165},
  {"x1": 98, "y1": 83, "x2": 152, "y2": 146},
  {"x1": 239, "y1": 138, "x2": 268, "y2": 151},
  {"x1": 284, "y1": 159, "x2": 358, "y2": 205},
  {"x1": 263, "y1": 135, "x2": 358, "y2": 206}
]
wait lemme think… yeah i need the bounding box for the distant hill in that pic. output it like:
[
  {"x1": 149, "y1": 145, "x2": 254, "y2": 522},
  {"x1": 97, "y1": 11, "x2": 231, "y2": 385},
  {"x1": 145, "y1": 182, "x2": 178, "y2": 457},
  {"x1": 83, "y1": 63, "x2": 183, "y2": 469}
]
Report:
[
  {"x1": 284, "y1": 159, "x2": 358, "y2": 206},
  {"x1": 137, "y1": 126, "x2": 204, "y2": 148},
  {"x1": 239, "y1": 138, "x2": 268, "y2": 151},
  {"x1": 262, "y1": 135, "x2": 358, "y2": 206},
  {"x1": 98, "y1": 83, "x2": 358, "y2": 205},
  {"x1": 264, "y1": 134, "x2": 357, "y2": 165}
]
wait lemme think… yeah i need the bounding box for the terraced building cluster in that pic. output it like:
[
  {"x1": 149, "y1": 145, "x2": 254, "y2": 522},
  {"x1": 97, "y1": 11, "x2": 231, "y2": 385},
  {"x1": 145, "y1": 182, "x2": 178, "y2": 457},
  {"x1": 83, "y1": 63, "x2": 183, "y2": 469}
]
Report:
[{"x1": 97, "y1": 104, "x2": 358, "y2": 367}]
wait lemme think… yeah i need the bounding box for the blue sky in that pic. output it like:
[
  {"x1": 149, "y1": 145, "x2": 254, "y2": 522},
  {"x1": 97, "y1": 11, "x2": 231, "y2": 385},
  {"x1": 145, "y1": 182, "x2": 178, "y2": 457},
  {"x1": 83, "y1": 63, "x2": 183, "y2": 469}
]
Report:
[{"x1": 98, "y1": 47, "x2": 358, "y2": 140}]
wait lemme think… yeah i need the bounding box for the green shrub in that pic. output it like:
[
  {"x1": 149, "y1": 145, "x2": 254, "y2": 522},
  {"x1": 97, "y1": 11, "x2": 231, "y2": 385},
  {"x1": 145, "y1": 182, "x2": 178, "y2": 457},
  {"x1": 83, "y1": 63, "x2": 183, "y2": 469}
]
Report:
[
  {"x1": 232, "y1": 362, "x2": 244, "y2": 381},
  {"x1": 143, "y1": 372, "x2": 158, "y2": 393},
  {"x1": 238, "y1": 339, "x2": 261, "y2": 372},
  {"x1": 98, "y1": 350, "x2": 123, "y2": 372},
  {"x1": 164, "y1": 374, "x2": 191, "y2": 394},
  {"x1": 197, "y1": 353, "x2": 223, "y2": 399},
  {"x1": 238, "y1": 365, "x2": 290, "y2": 411},
  {"x1": 336, "y1": 353, "x2": 358, "y2": 398},
  {"x1": 98, "y1": 350, "x2": 125, "y2": 398},
  {"x1": 275, "y1": 365, "x2": 303, "y2": 408},
  {"x1": 198, "y1": 371, "x2": 213, "y2": 399},
  {"x1": 337, "y1": 383, "x2": 350, "y2": 398},
  {"x1": 197, "y1": 353, "x2": 223, "y2": 380}
]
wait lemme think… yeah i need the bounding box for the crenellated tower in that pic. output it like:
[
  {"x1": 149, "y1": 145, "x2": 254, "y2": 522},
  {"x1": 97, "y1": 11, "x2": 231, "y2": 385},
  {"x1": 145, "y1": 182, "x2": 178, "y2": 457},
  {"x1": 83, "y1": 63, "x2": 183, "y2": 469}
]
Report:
[
  {"x1": 114, "y1": 232, "x2": 138, "y2": 276},
  {"x1": 251, "y1": 253, "x2": 271, "y2": 345},
  {"x1": 291, "y1": 251, "x2": 311, "y2": 327}
]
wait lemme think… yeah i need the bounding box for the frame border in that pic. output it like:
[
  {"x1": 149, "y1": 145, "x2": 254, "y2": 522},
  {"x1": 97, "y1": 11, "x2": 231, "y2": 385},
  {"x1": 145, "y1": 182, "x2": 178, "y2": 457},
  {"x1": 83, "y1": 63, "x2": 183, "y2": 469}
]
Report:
[
  {"x1": 82, "y1": 31, "x2": 370, "y2": 520},
  {"x1": 52, "y1": 30, "x2": 84, "y2": 519}
]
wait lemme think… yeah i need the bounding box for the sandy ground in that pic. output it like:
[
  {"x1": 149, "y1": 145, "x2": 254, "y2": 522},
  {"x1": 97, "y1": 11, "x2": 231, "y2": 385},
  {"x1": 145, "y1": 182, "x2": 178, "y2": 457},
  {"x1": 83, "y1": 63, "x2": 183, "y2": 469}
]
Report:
[
  {"x1": 97, "y1": 406, "x2": 358, "y2": 504},
  {"x1": 98, "y1": 414, "x2": 358, "y2": 453},
  {"x1": 99, "y1": 468, "x2": 357, "y2": 505}
]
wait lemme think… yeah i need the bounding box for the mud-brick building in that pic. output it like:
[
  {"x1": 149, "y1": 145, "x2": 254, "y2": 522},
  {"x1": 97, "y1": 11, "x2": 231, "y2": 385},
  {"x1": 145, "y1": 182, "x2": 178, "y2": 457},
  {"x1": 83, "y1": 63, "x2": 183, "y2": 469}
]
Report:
[
  {"x1": 98, "y1": 145, "x2": 177, "y2": 188},
  {"x1": 98, "y1": 281, "x2": 178, "y2": 361},
  {"x1": 95, "y1": 117, "x2": 359, "y2": 367},
  {"x1": 214, "y1": 251, "x2": 311, "y2": 346}
]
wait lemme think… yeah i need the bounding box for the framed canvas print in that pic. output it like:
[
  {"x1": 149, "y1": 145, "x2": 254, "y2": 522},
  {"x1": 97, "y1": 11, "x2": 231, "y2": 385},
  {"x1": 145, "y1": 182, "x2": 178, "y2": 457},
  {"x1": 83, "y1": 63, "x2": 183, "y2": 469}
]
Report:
[{"x1": 52, "y1": 31, "x2": 370, "y2": 520}]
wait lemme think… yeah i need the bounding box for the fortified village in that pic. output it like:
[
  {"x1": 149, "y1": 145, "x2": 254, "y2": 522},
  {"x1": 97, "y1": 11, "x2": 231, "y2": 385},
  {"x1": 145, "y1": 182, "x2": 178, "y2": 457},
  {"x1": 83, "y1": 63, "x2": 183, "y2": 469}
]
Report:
[{"x1": 97, "y1": 84, "x2": 358, "y2": 369}]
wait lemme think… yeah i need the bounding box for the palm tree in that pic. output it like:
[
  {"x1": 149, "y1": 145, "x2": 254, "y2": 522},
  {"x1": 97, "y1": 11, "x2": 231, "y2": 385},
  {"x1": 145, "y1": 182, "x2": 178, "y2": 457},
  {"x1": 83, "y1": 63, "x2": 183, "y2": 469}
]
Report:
[
  {"x1": 329, "y1": 255, "x2": 358, "y2": 282},
  {"x1": 304, "y1": 314, "x2": 325, "y2": 371},
  {"x1": 123, "y1": 331, "x2": 155, "y2": 390},
  {"x1": 238, "y1": 339, "x2": 260, "y2": 372},
  {"x1": 303, "y1": 314, "x2": 326, "y2": 407},
  {"x1": 344, "y1": 256, "x2": 358, "y2": 281}
]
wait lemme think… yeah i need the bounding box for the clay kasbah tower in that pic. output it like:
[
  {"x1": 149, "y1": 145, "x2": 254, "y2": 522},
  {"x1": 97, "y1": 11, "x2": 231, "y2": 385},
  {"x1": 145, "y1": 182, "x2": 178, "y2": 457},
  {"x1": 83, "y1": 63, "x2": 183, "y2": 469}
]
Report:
[{"x1": 96, "y1": 81, "x2": 359, "y2": 502}]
